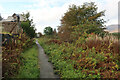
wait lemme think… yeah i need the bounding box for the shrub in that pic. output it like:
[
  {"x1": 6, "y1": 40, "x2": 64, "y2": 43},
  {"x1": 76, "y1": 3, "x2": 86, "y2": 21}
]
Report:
[
  {"x1": 38, "y1": 35, "x2": 120, "y2": 78},
  {"x1": 2, "y1": 32, "x2": 35, "y2": 77}
]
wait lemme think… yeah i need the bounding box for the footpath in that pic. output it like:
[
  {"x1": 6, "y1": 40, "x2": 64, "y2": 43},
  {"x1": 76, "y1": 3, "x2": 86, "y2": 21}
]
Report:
[{"x1": 36, "y1": 40, "x2": 59, "y2": 79}]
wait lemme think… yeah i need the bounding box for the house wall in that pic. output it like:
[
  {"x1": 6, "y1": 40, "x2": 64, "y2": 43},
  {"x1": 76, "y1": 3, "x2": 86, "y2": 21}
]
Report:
[
  {"x1": 2, "y1": 22, "x2": 18, "y2": 34},
  {"x1": 0, "y1": 22, "x2": 2, "y2": 34}
]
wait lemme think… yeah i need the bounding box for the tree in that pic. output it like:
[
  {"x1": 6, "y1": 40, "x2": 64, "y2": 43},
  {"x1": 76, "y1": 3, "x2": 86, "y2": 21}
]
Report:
[
  {"x1": 58, "y1": 2, "x2": 106, "y2": 42},
  {"x1": 44, "y1": 26, "x2": 53, "y2": 35},
  {"x1": 21, "y1": 12, "x2": 36, "y2": 38},
  {"x1": 21, "y1": 12, "x2": 30, "y2": 21},
  {"x1": 53, "y1": 28, "x2": 57, "y2": 35}
]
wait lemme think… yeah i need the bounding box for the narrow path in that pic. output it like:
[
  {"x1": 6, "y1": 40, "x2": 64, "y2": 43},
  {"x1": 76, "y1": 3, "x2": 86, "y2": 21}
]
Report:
[{"x1": 36, "y1": 40, "x2": 59, "y2": 79}]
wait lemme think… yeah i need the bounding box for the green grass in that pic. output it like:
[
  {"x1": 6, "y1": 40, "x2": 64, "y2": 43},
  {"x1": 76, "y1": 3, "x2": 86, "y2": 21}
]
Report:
[{"x1": 16, "y1": 44, "x2": 40, "y2": 78}]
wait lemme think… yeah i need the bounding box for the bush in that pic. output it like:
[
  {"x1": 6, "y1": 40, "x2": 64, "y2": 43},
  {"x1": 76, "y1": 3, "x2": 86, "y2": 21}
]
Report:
[
  {"x1": 38, "y1": 35, "x2": 120, "y2": 78},
  {"x1": 2, "y1": 32, "x2": 35, "y2": 77}
]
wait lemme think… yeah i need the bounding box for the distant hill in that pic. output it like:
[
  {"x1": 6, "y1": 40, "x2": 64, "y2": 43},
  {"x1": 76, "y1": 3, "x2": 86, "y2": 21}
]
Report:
[{"x1": 106, "y1": 24, "x2": 120, "y2": 33}]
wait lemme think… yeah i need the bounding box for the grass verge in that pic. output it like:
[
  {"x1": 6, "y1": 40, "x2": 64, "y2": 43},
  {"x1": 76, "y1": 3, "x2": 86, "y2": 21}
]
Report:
[{"x1": 16, "y1": 44, "x2": 40, "y2": 78}]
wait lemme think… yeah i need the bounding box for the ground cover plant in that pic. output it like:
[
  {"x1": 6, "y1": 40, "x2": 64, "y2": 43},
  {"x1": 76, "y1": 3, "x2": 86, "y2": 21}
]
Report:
[{"x1": 38, "y1": 34, "x2": 120, "y2": 78}]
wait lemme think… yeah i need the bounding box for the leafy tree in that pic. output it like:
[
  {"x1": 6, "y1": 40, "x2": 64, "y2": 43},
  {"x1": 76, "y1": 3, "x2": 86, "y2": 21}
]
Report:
[
  {"x1": 58, "y1": 2, "x2": 106, "y2": 42},
  {"x1": 53, "y1": 28, "x2": 57, "y2": 35},
  {"x1": 44, "y1": 26, "x2": 53, "y2": 35},
  {"x1": 21, "y1": 12, "x2": 30, "y2": 21},
  {"x1": 21, "y1": 12, "x2": 36, "y2": 38}
]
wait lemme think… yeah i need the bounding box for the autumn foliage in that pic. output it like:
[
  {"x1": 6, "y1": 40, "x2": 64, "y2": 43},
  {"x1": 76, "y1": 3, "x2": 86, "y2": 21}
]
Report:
[
  {"x1": 2, "y1": 32, "x2": 35, "y2": 77},
  {"x1": 58, "y1": 2, "x2": 106, "y2": 42},
  {"x1": 38, "y1": 2, "x2": 120, "y2": 78},
  {"x1": 39, "y1": 32, "x2": 120, "y2": 78}
]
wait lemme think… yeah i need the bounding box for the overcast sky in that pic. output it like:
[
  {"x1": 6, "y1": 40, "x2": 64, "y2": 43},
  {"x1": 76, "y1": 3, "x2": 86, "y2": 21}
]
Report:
[{"x1": 0, "y1": 0, "x2": 119, "y2": 33}]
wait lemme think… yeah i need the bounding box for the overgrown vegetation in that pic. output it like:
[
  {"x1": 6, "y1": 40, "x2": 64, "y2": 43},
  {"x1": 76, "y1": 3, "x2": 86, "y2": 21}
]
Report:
[
  {"x1": 39, "y1": 34, "x2": 120, "y2": 78},
  {"x1": 16, "y1": 45, "x2": 39, "y2": 78},
  {"x1": 38, "y1": 2, "x2": 120, "y2": 79},
  {"x1": 2, "y1": 12, "x2": 37, "y2": 78},
  {"x1": 2, "y1": 1, "x2": 120, "y2": 79},
  {"x1": 2, "y1": 32, "x2": 35, "y2": 77}
]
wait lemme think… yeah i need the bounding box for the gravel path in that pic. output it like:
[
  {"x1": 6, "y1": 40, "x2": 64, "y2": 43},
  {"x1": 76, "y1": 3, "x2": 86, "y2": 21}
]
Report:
[{"x1": 36, "y1": 40, "x2": 59, "y2": 79}]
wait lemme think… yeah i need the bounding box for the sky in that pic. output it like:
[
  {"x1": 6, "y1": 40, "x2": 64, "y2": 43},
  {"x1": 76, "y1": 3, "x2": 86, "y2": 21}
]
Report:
[{"x1": 0, "y1": 0, "x2": 119, "y2": 33}]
